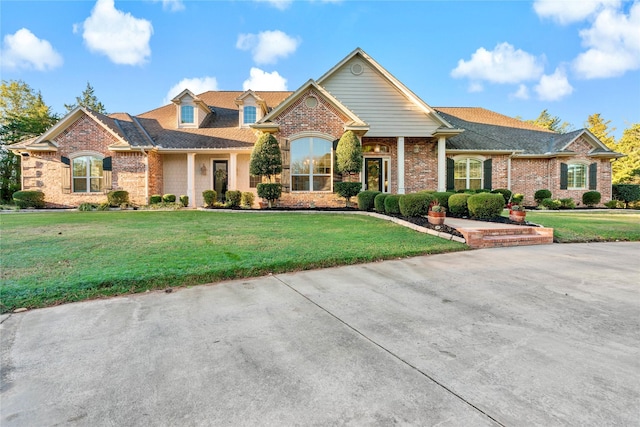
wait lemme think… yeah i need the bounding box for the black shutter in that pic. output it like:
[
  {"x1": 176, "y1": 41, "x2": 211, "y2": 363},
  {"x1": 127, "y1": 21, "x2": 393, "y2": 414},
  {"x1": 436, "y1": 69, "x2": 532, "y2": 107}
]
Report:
[
  {"x1": 589, "y1": 162, "x2": 597, "y2": 190},
  {"x1": 61, "y1": 156, "x2": 70, "y2": 165},
  {"x1": 483, "y1": 158, "x2": 492, "y2": 190},
  {"x1": 446, "y1": 158, "x2": 455, "y2": 191},
  {"x1": 560, "y1": 163, "x2": 568, "y2": 190},
  {"x1": 103, "y1": 157, "x2": 112, "y2": 171}
]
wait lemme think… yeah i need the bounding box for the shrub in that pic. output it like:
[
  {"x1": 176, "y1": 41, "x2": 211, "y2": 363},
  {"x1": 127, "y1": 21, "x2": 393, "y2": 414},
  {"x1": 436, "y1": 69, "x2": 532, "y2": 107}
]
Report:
[
  {"x1": 374, "y1": 193, "x2": 388, "y2": 213},
  {"x1": 612, "y1": 184, "x2": 640, "y2": 208},
  {"x1": 97, "y1": 202, "x2": 110, "y2": 211},
  {"x1": 257, "y1": 183, "x2": 282, "y2": 207},
  {"x1": 334, "y1": 182, "x2": 362, "y2": 207},
  {"x1": 78, "y1": 203, "x2": 95, "y2": 211},
  {"x1": 431, "y1": 192, "x2": 455, "y2": 210},
  {"x1": 582, "y1": 191, "x2": 601, "y2": 207},
  {"x1": 534, "y1": 189, "x2": 552, "y2": 204},
  {"x1": 226, "y1": 190, "x2": 242, "y2": 208},
  {"x1": 559, "y1": 198, "x2": 576, "y2": 209},
  {"x1": 12, "y1": 191, "x2": 45, "y2": 209},
  {"x1": 467, "y1": 193, "x2": 504, "y2": 219},
  {"x1": 179, "y1": 195, "x2": 189, "y2": 207},
  {"x1": 541, "y1": 198, "x2": 562, "y2": 210},
  {"x1": 356, "y1": 190, "x2": 380, "y2": 211},
  {"x1": 203, "y1": 190, "x2": 217, "y2": 207},
  {"x1": 399, "y1": 192, "x2": 434, "y2": 217},
  {"x1": 241, "y1": 192, "x2": 255, "y2": 208},
  {"x1": 107, "y1": 190, "x2": 129, "y2": 207},
  {"x1": 335, "y1": 130, "x2": 363, "y2": 174},
  {"x1": 491, "y1": 188, "x2": 512, "y2": 205},
  {"x1": 604, "y1": 200, "x2": 619, "y2": 209},
  {"x1": 384, "y1": 195, "x2": 401, "y2": 214},
  {"x1": 511, "y1": 193, "x2": 524, "y2": 205},
  {"x1": 162, "y1": 194, "x2": 176, "y2": 203},
  {"x1": 150, "y1": 194, "x2": 163, "y2": 204},
  {"x1": 250, "y1": 133, "x2": 282, "y2": 181},
  {"x1": 448, "y1": 193, "x2": 471, "y2": 216}
]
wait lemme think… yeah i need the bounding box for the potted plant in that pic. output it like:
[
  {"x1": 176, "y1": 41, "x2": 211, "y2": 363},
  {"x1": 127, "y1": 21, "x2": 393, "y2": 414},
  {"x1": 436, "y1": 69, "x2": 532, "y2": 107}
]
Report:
[
  {"x1": 427, "y1": 201, "x2": 446, "y2": 225},
  {"x1": 509, "y1": 204, "x2": 526, "y2": 223}
]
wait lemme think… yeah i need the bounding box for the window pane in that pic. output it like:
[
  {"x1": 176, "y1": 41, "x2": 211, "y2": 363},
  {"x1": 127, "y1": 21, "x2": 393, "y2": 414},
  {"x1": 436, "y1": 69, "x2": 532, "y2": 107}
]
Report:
[
  {"x1": 313, "y1": 176, "x2": 330, "y2": 191},
  {"x1": 90, "y1": 158, "x2": 103, "y2": 177},
  {"x1": 469, "y1": 179, "x2": 482, "y2": 190},
  {"x1": 292, "y1": 175, "x2": 309, "y2": 191},
  {"x1": 90, "y1": 178, "x2": 102, "y2": 192},
  {"x1": 73, "y1": 157, "x2": 87, "y2": 177},
  {"x1": 181, "y1": 105, "x2": 194, "y2": 123},
  {"x1": 291, "y1": 139, "x2": 310, "y2": 174},
  {"x1": 469, "y1": 160, "x2": 482, "y2": 178},
  {"x1": 74, "y1": 178, "x2": 87, "y2": 192},
  {"x1": 244, "y1": 106, "x2": 256, "y2": 124},
  {"x1": 454, "y1": 160, "x2": 467, "y2": 179},
  {"x1": 454, "y1": 179, "x2": 466, "y2": 191},
  {"x1": 568, "y1": 164, "x2": 586, "y2": 188}
]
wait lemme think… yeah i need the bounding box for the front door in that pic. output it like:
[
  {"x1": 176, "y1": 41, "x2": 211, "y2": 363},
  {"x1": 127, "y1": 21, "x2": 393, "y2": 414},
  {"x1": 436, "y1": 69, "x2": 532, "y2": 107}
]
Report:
[
  {"x1": 213, "y1": 160, "x2": 228, "y2": 202},
  {"x1": 365, "y1": 158, "x2": 382, "y2": 192}
]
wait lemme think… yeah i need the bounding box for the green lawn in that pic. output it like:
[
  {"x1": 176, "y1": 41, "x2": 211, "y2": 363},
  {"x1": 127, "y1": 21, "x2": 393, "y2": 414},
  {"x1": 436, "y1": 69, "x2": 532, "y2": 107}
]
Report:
[
  {"x1": 0, "y1": 211, "x2": 466, "y2": 312},
  {"x1": 524, "y1": 210, "x2": 640, "y2": 243}
]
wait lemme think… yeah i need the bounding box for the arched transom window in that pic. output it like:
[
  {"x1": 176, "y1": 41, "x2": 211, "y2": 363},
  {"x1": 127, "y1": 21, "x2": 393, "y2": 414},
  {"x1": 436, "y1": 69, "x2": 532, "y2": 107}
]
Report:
[{"x1": 290, "y1": 137, "x2": 332, "y2": 192}]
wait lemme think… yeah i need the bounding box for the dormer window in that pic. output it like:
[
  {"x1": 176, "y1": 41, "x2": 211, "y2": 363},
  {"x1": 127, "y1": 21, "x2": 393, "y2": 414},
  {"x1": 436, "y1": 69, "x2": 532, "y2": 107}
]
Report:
[
  {"x1": 243, "y1": 106, "x2": 257, "y2": 125},
  {"x1": 181, "y1": 105, "x2": 194, "y2": 124}
]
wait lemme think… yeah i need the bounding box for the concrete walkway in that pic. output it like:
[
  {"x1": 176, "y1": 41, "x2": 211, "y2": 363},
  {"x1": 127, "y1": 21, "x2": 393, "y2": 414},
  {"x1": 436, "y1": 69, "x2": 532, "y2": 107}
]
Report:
[{"x1": 2, "y1": 243, "x2": 639, "y2": 426}]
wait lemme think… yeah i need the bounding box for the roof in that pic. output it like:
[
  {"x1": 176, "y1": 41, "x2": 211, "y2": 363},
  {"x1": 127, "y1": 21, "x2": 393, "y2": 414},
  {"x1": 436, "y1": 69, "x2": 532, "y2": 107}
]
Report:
[{"x1": 435, "y1": 107, "x2": 554, "y2": 133}]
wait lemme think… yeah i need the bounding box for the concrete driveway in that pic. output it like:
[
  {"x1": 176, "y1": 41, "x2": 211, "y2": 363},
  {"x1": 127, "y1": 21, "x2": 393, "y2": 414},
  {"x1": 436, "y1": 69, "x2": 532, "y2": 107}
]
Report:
[{"x1": 2, "y1": 242, "x2": 639, "y2": 426}]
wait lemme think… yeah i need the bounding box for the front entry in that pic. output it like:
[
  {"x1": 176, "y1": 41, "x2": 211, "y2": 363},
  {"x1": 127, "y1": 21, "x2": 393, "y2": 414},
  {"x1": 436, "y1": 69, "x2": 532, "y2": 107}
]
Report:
[
  {"x1": 213, "y1": 160, "x2": 228, "y2": 202},
  {"x1": 364, "y1": 157, "x2": 390, "y2": 192}
]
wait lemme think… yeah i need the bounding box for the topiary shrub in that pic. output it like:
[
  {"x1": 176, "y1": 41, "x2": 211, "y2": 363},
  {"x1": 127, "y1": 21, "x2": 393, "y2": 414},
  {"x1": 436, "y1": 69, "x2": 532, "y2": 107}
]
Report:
[
  {"x1": 357, "y1": 190, "x2": 380, "y2": 211},
  {"x1": 334, "y1": 182, "x2": 362, "y2": 207},
  {"x1": 534, "y1": 189, "x2": 552, "y2": 204},
  {"x1": 467, "y1": 193, "x2": 505, "y2": 219},
  {"x1": 257, "y1": 183, "x2": 282, "y2": 208},
  {"x1": 226, "y1": 190, "x2": 242, "y2": 208},
  {"x1": 150, "y1": 194, "x2": 163, "y2": 204},
  {"x1": 107, "y1": 190, "x2": 129, "y2": 207},
  {"x1": 612, "y1": 184, "x2": 640, "y2": 209},
  {"x1": 448, "y1": 193, "x2": 471, "y2": 216},
  {"x1": 179, "y1": 195, "x2": 189, "y2": 207},
  {"x1": 559, "y1": 198, "x2": 576, "y2": 209},
  {"x1": 78, "y1": 202, "x2": 95, "y2": 211},
  {"x1": 582, "y1": 191, "x2": 601, "y2": 207},
  {"x1": 374, "y1": 193, "x2": 388, "y2": 213},
  {"x1": 511, "y1": 193, "x2": 524, "y2": 205},
  {"x1": 398, "y1": 192, "x2": 434, "y2": 217},
  {"x1": 12, "y1": 191, "x2": 45, "y2": 208},
  {"x1": 491, "y1": 188, "x2": 512, "y2": 205},
  {"x1": 432, "y1": 191, "x2": 455, "y2": 210},
  {"x1": 241, "y1": 192, "x2": 255, "y2": 208},
  {"x1": 384, "y1": 194, "x2": 401, "y2": 214},
  {"x1": 541, "y1": 198, "x2": 562, "y2": 210},
  {"x1": 162, "y1": 194, "x2": 176, "y2": 203},
  {"x1": 203, "y1": 190, "x2": 217, "y2": 207}
]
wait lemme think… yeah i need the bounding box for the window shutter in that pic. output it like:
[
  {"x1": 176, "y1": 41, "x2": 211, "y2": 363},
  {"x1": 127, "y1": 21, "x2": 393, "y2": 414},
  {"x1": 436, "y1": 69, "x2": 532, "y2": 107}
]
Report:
[
  {"x1": 280, "y1": 138, "x2": 290, "y2": 193},
  {"x1": 560, "y1": 163, "x2": 568, "y2": 190},
  {"x1": 483, "y1": 158, "x2": 492, "y2": 190},
  {"x1": 61, "y1": 156, "x2": 70, "y2": 166},
  {"x1": 446, "y1": 158, "x2": 454, "y2": 191},
  {"x1": 103, "y1": 157, "x2": 112, "y2": 171},
  {"x1": 589, "y1": 163, "x2": 597, "y2": 190},
  {"x1": 61, "y1": 162, "x2": 71, "y2": 194}
]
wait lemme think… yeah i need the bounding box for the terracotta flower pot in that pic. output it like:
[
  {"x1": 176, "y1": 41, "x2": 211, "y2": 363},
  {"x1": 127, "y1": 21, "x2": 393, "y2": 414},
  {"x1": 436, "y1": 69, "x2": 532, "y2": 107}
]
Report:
[
  {"x1": 509, "y1": 210, "x2": 526, "y2": 223},
  {"x1": 427, "y1": 211, "x2": 446, "y2": 225}
]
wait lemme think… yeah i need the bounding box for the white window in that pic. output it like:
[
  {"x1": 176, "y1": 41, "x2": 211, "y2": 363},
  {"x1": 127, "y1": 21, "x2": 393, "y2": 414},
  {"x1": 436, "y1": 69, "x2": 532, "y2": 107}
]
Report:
[
  {"x1": 291, "y1": 137, "x2": 332, "y2": 192},
  {"x1": 73, "y1": 156, "x2": 103, "y2": 193},
  {"x1": 568, "y1": 164, "x2": 587, "y2": 189},
  {"x1": 181, "y1": 105, "x2": 194, "y2": 124},
  {"x1": 454, "y1": 158, "x2": 483, "y2": 191},
  {"x1": 243, "y1": 106, "x2": 256, "y2": 125}
]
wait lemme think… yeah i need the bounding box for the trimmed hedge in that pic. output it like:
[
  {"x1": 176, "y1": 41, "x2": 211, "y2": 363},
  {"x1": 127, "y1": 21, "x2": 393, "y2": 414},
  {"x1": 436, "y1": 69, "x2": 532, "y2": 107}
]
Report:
[
  {"x1": 612, "y1": 184, "x2": 640, "y2": 208},
  {"x1": 491, "y1": 188, "x2": 512, "y2": 205},
  {"x1": 162, "y1": 194, "x2": 176, "y2": 203},
  {"x1": 357, "y1": 190, "x2": 380, "y2": 211},
  {"x1": 399, "y1": 192, "x2": 434, "y2": 217},
  {"x1": 179, "y1": 195, "x2": 189, "y2": 207},
  {"x1": 150, "y1": 194, "x2": 163, "y2": 204},
  {"x1": 534, "y1": 189, "x2": 552, "y2": 204},
  {"x1": 257, "y1": 183, "x2": 282, "y2": 206},
  {"x1": 12, "y1": 191, "x2": 45, "y2": 209},
  {"x1": 467, "y1": 193, "x2": 504, "y2": 219},
  {"x1": 448, "y1": 193, "x2": 471, "y2": 216},
  {"x1": 226, "y1": 190, "x2": 242, "y2": 208},
  {"x1": 334, "y1": 182, "x2": 362, "y2": 206},
  {"x1": 559, "y1": 198, "x2": 576, "y2": 209},
  {"x1": 582, "y1": 191, "x2": 601, "y2": 207},
  {"x1": 384, "y1": 194, "x2": 401, "y2": 214},
  {"x1": 374, "y1": 193, "x2": 388, "y2": 213},
  {"x1": 241, "y1": 192, "x2": 255, "y2": 208},
  {"x1": 108, "y1": 190, "x2": 129, "y2": 207},
  {"x1": 541, "y1": 198, "x2": 562, "y2": 210},
  {"x1": 203, "y1": 190, "x2": 217, "y2": 207},
  {"x1": 431, "y1": 191, "x2": 455, "y2": 209}
]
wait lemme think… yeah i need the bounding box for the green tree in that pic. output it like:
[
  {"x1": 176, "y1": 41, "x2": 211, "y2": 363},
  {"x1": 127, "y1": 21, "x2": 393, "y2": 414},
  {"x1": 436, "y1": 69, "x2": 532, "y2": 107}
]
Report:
[
  {"x1": 64, "y1": 82, "x2": 107, "y2": 114},
  {"x1": 0, "y1": 80, "x2": 58, "y2": 201},
  {"x1": 250, "y1": 133, "x2": 282, "y2": 182},
  {"x1": 586, "y1": 113, "x2": 616, "y2": 149},
  {"x1": 613, "y1": 123, "x2": 640, "y2": 184},
  {"x1": 335, "y1": 130, "x2": 363, "y2": 174},
  {"x1": 526, "y1": 109, "x2": 573, "y2": 133}
]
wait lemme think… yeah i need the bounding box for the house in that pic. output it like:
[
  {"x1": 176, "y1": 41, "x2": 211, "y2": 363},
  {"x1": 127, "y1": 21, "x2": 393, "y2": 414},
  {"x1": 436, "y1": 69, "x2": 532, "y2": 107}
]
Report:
[{"x1": 11, "y1": 48, "x2": 621, "y2": 208}]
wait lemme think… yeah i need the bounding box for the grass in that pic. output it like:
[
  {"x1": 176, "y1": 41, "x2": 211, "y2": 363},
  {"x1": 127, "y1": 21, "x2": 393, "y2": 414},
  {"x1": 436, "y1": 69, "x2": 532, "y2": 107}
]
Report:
[
  {"x1": 523, "y1": 210, "x2": 640, "y2": 243},
  {"x1": 0, "y1": 210, "x2": 466, "y2": 312}
]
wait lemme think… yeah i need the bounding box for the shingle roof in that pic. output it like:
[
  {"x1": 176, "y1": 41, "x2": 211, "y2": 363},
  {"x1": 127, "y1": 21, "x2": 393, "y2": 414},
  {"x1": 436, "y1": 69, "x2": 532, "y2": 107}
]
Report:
[{"x1": 435, "y1": 107, "x2": 555, "y2": 133}]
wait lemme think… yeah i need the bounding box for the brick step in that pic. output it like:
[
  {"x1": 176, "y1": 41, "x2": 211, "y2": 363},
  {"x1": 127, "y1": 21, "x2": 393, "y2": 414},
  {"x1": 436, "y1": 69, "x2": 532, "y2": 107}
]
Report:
[
  {"x1": 459, "y1": 227, "x2": 554, "y2": 249},
  {"x1": 479, "y1": 228, "x2": 539, "y2": 237}
]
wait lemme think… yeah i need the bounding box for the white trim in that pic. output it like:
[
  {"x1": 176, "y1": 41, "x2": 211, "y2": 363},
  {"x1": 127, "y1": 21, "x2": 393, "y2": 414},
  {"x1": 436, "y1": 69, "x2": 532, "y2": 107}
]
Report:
[
  {"x1": 69, "y1": 150, "x2": 104, "y2": 160},
  {"x1": 397, "y1": 137, "x2": 405, "y2": 194},
  {"x1": 187, "y1": 153, "x2": 196, "y2": 207},
  {"x1": 437, "y1": 136, "x2": 446, "y2": 192}
]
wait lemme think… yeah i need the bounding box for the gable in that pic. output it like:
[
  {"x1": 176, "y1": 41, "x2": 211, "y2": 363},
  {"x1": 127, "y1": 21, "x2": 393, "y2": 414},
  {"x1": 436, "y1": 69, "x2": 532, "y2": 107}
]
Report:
[{"x1": 53, "y1": 114, "x2": 121, "y2": 155}]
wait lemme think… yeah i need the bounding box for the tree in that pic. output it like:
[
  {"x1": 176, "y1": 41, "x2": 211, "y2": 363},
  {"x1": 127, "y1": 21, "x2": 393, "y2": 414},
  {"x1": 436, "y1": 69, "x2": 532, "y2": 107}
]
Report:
[
  {"x1": 0, "y1": 80, "x2": 58, "y2": 201},
  {"x1": 334, "y1": 131, "x2": 363, "y2": 206},
  {"x1": 586, "y1": 113, "x2": 616, "y2": 149},
  {"x1": 64, "y1": 82, "x2": 107, "y2": 114},
  {"x1": 613, "y1": 123, "x2": 640, "y2": 184},
  {"x1": 250, "y1": 133, "x2": 282, "y2": 207},
  {"x1": 526, "y1": 109, "x2": 573, "y2": 133}
]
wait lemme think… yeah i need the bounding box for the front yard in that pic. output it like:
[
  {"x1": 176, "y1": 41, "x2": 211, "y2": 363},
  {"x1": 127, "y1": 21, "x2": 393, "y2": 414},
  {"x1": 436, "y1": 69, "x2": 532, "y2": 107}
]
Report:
[{"x1": 524, "y1": 210, "x2": 640, "y2": 242}]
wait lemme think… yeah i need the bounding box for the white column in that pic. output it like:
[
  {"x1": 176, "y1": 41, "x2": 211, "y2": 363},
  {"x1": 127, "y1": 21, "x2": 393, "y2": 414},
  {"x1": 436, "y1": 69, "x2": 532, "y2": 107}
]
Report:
[
  {"x1": 397, "y1": 136, "x2": 405, "y2": 194},
  {"x1": 437, "y1": 136, "x2": 446, "y2": 192},
  {"x1": 187, "y1": 153, "x2": 196, "y2": 207},
  {"x1": 228, "y1": 153, "x2": 237, "y2": 190}
]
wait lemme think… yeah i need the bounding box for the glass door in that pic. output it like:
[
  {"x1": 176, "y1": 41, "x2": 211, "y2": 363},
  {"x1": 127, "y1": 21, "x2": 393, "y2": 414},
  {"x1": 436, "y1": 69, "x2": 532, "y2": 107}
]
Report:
[
  {"x1": 365, "y1": 158, "x2": 382, "y2": 192},
  {"x1": 213, "y1": 160, "x2": 228, "y2": 202}
]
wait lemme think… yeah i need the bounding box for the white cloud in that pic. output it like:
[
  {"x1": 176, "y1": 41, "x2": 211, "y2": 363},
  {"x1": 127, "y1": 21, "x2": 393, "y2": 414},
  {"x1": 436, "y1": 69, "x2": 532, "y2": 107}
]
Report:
[
  {"x1": 254, "y1": 0, "x2": 293, "y2": 10},
  {"x1": 242, "y1": 68, "x2": 288, "y2": 91},
  {"x1": 533, "y1": 0, "x2": 620, "y2": 25},
  {"x1": 163, "y1": 77, "x2": 219, "y2": 105},
  {"x1": 0, "y1": 28, "x2": 63, "y2": 71},
  {"x1": 81, "y1": 0, "x2": 153, "y2": 66},
  {"x1": 451, "y1": 42, "x2": 544, "y2": 84},
  {"x1": 535, "y1": 68, "x2": 574, "y2": 101},
  {"x1": 573, "y1": 3, "x2": 640, "y2": 78},
  {"x1": 511, "y1": 84, "x2": 530, "y2": 100},
  {"x1": 236, "y1": 30, "x2": 300, "y2": 65},
  {"x1": 155, "y1": 0, "x2": 185, "y2": 12},
  {"x1": 468, "y1": 82, "x2": 484, "y2": 93}
]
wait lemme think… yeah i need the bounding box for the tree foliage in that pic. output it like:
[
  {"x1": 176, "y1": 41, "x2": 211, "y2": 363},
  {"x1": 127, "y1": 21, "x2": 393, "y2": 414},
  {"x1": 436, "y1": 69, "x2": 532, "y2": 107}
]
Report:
[
  {"x1": 586, "y1": 113, "x2": 616, "y2": 149},
  {"x1": 0, "y1": 80, "x2": 58, "y2": 201},
  {"x1": 526, "y1": 109, "x2": 573, "y2": 133},
  {"x1": 64, "y1": 82, "x2": 107, "y2": 114},
  {"x1": 613, "y1": 123, "x2": 640, "y2": 184},
  {"x1": 335, "y1": 130, "x2": 362, "y2": 174},
  {"x1": 249, "y1": 132, "x2": 282, "y2": 182}
]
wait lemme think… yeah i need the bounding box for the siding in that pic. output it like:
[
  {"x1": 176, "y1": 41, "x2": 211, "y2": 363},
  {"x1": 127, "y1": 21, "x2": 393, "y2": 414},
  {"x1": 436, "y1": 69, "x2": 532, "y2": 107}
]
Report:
[{"x1": 320, "y1": 58, "x2": 441, "y2": 137}]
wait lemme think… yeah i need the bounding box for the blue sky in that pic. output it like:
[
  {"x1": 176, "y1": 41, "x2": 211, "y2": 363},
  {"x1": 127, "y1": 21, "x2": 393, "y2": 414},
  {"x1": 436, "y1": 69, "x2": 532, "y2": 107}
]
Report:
[{"x1": 2, "y1": 0, "x2": 639, "y2": 139}]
